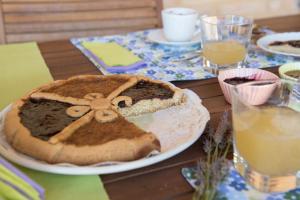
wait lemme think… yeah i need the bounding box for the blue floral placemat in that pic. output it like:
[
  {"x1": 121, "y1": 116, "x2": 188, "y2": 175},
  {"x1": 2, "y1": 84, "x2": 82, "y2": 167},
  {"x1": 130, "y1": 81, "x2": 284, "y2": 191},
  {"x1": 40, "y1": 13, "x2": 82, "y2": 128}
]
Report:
[
  {"x1": 182, "y1": 166, "x2": 300, "y2": 200},
  {"x1": 71, "y1": 29, "x2": 300, "y2": 81}
]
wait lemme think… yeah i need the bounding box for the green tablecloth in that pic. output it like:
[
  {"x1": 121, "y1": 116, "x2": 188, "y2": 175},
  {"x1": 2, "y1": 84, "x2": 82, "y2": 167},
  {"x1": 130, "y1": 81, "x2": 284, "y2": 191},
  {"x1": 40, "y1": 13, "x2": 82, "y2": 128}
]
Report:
[{"x1": 0, "y1": 42, "x2": 109, "y2": 200}]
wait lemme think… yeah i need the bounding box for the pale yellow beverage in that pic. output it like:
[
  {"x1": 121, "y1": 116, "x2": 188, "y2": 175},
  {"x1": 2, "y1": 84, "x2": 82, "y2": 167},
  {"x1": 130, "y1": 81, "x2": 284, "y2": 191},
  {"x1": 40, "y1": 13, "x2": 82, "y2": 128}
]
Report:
[
  {"x1": 203, "y1": 40, "x2": 246, "y2": 65},
  {"x1": 233, "y1": 106, "x2": 300, "y2": 176}
]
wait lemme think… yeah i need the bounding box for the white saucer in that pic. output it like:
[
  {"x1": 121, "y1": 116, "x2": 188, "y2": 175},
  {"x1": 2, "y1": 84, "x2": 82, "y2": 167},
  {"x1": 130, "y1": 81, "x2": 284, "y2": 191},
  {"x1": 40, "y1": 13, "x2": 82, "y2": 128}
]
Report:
[{"x1": 148, "y1": 29, "x2": 201, "y2": 46}]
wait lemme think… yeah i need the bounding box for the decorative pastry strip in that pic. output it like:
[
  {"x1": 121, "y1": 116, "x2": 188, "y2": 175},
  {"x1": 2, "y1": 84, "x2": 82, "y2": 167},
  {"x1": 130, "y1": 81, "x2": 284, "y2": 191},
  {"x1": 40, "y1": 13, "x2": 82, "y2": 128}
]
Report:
[
  {"x1": 31, "y1": 92, "x2": 90, "y2": 105},
  {"x1": 66, "y1": 106, "x2": 90, "y2": 118},
  {"x1": 111, "y1": 96, "x2": 132, "y2": 107},
  {"x1": 49, "y1": 111, "x2": 95, "y2": 144},
  {"x1": 95, "y1": 110, "x2": 118, "y2": 123},
  {"x1": 90, "y1": 98, "x2": 111, "y2": 110},
  {"x1": 106, "y1": 77, "x2": 138, "y2": 100},
  {"x1": 84, "y1": 93, "x2": 104, "y2": 100}
]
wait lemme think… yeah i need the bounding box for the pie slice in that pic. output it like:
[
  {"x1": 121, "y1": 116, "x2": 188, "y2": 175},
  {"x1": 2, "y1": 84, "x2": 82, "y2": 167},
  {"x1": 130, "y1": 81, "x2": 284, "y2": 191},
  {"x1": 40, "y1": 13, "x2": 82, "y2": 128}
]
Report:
[
  {"x1": 112, "y1": 76, "x2": 183, "y2": 116},
  {"x1": 4, "y1": 75, "x2": 184, "y2": 165}
]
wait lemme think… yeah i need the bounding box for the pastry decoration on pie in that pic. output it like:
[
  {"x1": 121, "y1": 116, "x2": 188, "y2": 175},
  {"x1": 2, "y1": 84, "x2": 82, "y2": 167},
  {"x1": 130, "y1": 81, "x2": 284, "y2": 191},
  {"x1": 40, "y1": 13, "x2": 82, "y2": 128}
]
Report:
[
  {"x1": 4, "y1": 75, "x2": 184, "y2": 165},
  {"x1": 269, "y1": 40, "x2": 300, "y2": 54}
]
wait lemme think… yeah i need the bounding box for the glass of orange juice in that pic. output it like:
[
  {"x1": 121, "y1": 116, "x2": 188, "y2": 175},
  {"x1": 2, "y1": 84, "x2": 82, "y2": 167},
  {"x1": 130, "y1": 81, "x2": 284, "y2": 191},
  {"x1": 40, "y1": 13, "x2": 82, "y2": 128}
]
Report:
[
  {"x1": 201, "y1": 15, "x2": 253, "y2": 74},
  {"x1": 232, "y1": 81, "x2": 300, "y2": 193}
]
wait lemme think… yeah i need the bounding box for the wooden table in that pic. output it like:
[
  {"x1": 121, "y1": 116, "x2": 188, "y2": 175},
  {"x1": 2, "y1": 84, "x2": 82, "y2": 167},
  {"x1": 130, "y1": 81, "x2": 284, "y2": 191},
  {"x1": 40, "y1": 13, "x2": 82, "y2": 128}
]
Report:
[{"x1": 37, "y1": 15, "x2": 300, "y2": 200}]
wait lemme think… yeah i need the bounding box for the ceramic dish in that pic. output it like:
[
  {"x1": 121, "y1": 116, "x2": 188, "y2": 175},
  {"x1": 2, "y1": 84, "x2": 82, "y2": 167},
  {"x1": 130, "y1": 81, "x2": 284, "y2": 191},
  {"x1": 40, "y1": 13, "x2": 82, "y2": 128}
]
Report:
[
  {"x1": 279, "y1": 62, "x2": 300, "y2": 90},
  {"x1": 279, "y1": 62, "x2": 300, "y2": 81},
  {"x1": 257, "y1": 32, "x2": 300, "y2": 57},
  {"x1": 218, "y1": 68, "x2": 279, "y2": 105}
]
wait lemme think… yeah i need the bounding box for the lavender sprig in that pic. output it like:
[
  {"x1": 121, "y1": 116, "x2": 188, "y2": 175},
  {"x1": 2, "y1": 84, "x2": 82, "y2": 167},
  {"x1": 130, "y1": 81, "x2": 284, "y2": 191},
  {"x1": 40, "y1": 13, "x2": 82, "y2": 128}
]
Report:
[{"x1": 193, "y1": 110, "x2": 232, "y2": 200}]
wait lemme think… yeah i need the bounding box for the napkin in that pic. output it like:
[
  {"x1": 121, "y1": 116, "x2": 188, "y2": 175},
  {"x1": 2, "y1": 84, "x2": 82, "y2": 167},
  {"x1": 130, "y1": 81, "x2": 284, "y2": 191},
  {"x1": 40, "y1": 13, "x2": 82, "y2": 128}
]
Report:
[
  {"x1": 0, "y1": 157, "x2": 44, "y2": 200},
  {"x1": 0, "y1": 42, "x2": 109, "y2": 200},
  {"x1": 82, "y1": 42, "x2": 146, "y2": 73},
  {"x1": 182, "y1": 166, "x2": 300, "y2": 200}
]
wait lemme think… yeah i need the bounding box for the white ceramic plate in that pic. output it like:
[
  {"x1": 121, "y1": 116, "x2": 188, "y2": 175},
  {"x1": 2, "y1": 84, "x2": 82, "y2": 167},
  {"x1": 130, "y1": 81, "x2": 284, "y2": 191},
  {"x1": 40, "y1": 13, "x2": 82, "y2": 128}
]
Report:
[
  {"x1": 257, "y1": 32, "x2": 300, "y2": 57},
  {"x1": 148, "y1": 29, "x2": 202, "y2": 46},
  {"x1": 0, "y1": 90, "x2": 209, "y2": 175}
]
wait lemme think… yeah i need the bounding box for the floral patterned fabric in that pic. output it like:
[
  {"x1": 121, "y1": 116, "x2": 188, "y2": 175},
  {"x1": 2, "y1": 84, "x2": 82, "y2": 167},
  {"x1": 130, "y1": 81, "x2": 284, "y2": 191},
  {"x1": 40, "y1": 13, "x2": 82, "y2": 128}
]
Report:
[
  {"x1": 182, "y1": 166, "x2": 300, "y2": 200},
  {"x1": 71, "y1": 29, "x2": 300, "y2": 82}
]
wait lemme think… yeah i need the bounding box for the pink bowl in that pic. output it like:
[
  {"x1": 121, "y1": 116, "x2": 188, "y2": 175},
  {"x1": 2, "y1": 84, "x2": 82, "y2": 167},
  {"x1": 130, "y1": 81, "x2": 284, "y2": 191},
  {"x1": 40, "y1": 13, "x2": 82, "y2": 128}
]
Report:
[{"x1": 218, "y1": 68, "x2": 280, "y2": 105}]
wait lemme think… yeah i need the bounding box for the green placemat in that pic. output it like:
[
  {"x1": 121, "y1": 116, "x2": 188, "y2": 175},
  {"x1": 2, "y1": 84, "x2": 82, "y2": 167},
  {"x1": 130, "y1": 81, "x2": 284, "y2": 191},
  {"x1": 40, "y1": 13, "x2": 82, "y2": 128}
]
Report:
[
  {"x1": 0, "y1": 42, "x2": 109, "y2": 200},
  {"x1": 0, "y1": 42, "x2": 52, "y2": 110}
]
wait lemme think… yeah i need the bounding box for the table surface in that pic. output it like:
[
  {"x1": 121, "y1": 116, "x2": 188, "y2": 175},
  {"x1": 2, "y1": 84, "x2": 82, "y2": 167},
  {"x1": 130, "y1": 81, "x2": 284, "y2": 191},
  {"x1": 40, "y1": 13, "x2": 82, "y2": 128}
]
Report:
[{"x1": 37, "y1": 14, "x2": 300, "y2": 200}]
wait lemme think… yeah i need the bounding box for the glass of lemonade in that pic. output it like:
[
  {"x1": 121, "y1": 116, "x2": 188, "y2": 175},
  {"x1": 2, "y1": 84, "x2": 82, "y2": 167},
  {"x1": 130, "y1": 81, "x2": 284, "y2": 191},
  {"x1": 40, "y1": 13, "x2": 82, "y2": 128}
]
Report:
[
  {"x1": 201, "y1": 15, "x2": 253, "y2": 74},
  {"x1": 232, "y1": 81, "x2": 300, "y2": 193}
]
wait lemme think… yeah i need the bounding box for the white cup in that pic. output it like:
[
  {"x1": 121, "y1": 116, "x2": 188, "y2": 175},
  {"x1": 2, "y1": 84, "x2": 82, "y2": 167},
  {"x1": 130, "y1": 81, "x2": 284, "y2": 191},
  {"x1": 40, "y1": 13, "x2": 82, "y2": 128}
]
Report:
[{"x1": 162, "y1": 8, "x2": 200, "y2": 42}]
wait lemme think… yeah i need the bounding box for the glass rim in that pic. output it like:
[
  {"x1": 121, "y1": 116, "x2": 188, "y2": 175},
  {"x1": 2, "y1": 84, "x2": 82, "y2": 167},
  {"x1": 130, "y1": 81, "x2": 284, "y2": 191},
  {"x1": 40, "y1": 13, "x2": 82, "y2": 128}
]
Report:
[{"x1": 201, "y1": 15, "x2": 253, "y2": 26}]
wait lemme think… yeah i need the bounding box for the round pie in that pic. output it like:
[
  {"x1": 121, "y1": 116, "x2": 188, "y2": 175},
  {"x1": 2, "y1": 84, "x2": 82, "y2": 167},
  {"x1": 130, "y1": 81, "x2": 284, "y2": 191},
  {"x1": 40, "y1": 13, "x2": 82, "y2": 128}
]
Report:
[{"x1": 4, "y1": 75, "x2": 184, "y2": 165}]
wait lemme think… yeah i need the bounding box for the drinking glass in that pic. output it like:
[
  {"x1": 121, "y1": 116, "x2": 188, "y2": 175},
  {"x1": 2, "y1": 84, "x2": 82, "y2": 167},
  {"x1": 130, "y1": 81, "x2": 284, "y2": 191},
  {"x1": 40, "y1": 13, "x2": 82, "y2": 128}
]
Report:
[
  {"x1": 200, "y1": 15, "x2": 253, "y2": 74},
  {"x1": 232, "y1": 80, "x2": 300, "y2": 193}
]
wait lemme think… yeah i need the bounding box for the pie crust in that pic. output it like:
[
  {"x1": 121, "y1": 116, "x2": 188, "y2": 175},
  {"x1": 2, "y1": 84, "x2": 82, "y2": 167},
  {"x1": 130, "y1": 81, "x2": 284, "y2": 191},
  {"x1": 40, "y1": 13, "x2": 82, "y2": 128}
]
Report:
[{"x1": 4, "y1": 75, "x2": 184, "y2": 165}]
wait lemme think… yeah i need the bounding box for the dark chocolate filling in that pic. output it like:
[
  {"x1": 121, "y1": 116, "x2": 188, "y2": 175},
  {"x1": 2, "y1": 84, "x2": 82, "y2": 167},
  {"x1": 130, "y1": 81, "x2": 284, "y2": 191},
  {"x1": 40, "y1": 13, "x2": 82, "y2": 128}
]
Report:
[
  {"x1": 224, "y1": 77, "x2": 256, "y2": 85},
  {"x1": 251, "y1": 82, "x2": 274, "y2": 86},
  {"x1": 270, "y1": 40, "x2": 300, "y2": 48},
  {"x1": 119, "y1": 81, "x2": 174, "y2": 107},
  {"x1": 19, "y1": 99, "x2": 79, "y2": 140}
]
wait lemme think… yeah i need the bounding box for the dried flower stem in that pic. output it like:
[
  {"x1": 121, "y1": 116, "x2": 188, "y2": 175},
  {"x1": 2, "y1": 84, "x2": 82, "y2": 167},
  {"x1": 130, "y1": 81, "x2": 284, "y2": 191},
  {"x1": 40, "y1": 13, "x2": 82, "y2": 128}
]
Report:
[{"x1": 193, "y1": 110, "x2": 232, "y2": 200}]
